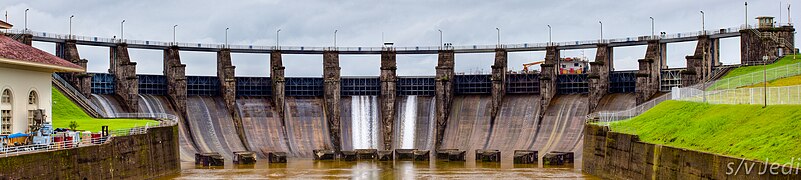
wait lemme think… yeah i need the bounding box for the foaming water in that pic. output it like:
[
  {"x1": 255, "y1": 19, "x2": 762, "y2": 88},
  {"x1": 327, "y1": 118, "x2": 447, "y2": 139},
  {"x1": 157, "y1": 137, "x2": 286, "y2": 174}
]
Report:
[
  {"x1": 90, "y1": 94, "x2": 121, "y2": 117},
  {"x1": 398, "y1": 96, "x2": 417, "y2": 149},
  {"x1": 350, "y1": 96, "x2": 380, "y2": 149}
]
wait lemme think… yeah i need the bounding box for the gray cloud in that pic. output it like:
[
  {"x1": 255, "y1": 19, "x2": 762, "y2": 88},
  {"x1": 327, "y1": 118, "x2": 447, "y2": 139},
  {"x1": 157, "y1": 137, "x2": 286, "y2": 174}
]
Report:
[{"x1": 5, "y1": 0, "x2": 797, "y2": 76}]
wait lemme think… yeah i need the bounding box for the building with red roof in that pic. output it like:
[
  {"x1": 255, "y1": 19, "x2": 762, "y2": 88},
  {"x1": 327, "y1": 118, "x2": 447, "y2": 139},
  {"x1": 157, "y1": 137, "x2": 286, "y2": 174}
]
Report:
[{"x1": 0, "y1": 20, "x2": 84, "y2": 135}]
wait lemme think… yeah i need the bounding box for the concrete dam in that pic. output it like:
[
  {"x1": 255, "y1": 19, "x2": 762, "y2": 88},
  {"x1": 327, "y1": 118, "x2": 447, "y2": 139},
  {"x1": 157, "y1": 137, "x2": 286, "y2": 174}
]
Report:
[{"x1": 19, "y1": 22, "x2": 792, "y2": 163}]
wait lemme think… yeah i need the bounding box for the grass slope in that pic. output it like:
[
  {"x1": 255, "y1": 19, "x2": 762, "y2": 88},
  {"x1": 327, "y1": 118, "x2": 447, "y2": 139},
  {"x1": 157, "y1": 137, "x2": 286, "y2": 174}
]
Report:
[
  {"x1": 610, "y1": 100, "x2": 801, "y2": 164},
  {"x1": 51, "y1": 87, "x2": 157, "y2": 132},
  {"x1": 721, "y1": 55, "x2": 801, "y2": 79},
  {"x1": 743, "y1": 75, "x2": 801, "y2": 88}
]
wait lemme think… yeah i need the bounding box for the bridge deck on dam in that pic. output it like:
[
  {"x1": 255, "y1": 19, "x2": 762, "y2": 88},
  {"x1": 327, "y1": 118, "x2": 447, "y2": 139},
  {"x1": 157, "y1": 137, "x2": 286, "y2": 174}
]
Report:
[{"x1": 18, "y1": 26, "x2": 741, "y2": 54}]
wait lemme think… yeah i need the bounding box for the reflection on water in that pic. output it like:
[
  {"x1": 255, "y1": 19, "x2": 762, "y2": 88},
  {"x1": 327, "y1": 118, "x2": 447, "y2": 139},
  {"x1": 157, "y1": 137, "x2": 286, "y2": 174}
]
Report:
[{"x1": 164, "y1": 159, "x2": 598, "y2": 179}]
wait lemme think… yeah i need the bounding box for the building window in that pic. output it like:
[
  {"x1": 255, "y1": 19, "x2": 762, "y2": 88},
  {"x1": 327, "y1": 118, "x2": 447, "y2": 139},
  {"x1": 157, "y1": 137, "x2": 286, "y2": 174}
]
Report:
[
  {"x1": 27, "y1": 91, "x2": 38, "y2": 133},
  {"x1": 1, "y1": 89, "x2": 12, "y2": 135}
]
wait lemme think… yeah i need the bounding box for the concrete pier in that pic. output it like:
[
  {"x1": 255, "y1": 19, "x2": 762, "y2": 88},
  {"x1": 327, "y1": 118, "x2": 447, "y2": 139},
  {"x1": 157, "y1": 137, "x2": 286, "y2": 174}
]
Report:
[
  {"x1": 56, "y1": 40, "x2": 91, "y2": 96},
  {"x1": 588, "y1": 44, "x2": 612, "y2": 112},
  {"x1": 490, "y1": 48, "x2": 507, "y2": 121},
  {"x1": 682, "y1": 36, "x2": 713, "y2": 87},
  {"x1": 379, "y1": 49, "x2": 397, "y2": 151},
  {"x1": 217, "y1": 49, "x2": 251, "y2": 151},
  {"x1": 270, "y1": 50, "x2": 291, "y2": 152},
  {"x1": 163, "y1": 46, "x2": 187, "y2": 119},
  {"x1": 109, "y1": 43, "x2": 139, "y2": 112},
  {"x1": 434, "y1": 50, "x2": 455, "y2": 149},
  {"x1": 635, "y1": 40, "x2": 664, "y2": 103},
  {"x1": 323, "y1": 50, "x2": 342, "y2": 151},
  {"x1": 539, "y1": 46, "x2": 559, "y2": 115}
]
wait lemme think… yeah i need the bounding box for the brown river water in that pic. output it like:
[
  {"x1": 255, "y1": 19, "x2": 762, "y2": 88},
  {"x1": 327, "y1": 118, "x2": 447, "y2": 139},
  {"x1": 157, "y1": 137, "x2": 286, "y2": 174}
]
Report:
[{"x1": 161, "y1": 159, "x2": 598, "y2": 179}]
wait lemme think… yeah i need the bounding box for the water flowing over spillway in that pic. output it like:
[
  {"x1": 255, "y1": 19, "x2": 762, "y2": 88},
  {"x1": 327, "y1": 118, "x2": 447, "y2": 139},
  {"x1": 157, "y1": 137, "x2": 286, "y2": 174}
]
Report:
[
  {"x1": 236, "y1": 97, "x2": 289, "y2": 158},
  {"x1": 340, "y1": 96, "x2": 381, "y2": 150},
  {"x1": 185, "y1": 96, "x2": 247, "y2": 160},
  {"x1": 89, "y1": 94, "x2": 125, "y2": 117},
  {"x1": 535, "y1": 95, "x2": 588, "y2": 155},
  {"x1": 284, "y1": 97, "x2": 332, "y2": 157},
  {"x1": 441, "y1": 95, "x2": 544, "y2": 160},
  {"x1": 394, "y1": 96, "x2": 435, "y2": 150}
]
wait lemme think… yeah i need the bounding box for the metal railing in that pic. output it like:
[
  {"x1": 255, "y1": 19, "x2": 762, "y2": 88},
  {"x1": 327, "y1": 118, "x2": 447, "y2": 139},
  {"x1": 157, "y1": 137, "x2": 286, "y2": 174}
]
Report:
[
  {"x1": 6, "y1": 25, "x2": 746, "y2": 52},
  {"x1": 52, "y1": 73, "x2": 107, "y2": 117},
  {"x1": 708, "y1": 62, "x2": 801, "y2": 90},
  {"x1": 678, "y1": 85, "x2": 801, "y2": 105}
]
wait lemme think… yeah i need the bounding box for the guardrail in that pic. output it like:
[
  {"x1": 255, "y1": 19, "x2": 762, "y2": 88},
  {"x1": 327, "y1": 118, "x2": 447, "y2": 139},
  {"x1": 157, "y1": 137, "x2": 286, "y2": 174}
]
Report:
[
  {"x1": 708, "y1": 62, "x2": 801, "y2": 90},
  {"x1": 0, "y1": 112, "x2": 177, "y2": 157},
  {"x1": 52, "y1": 73, "x2": 107, "y2": 117},
  {"x1": 7, "y1": 24, "x2": 746, "y2": 52}
]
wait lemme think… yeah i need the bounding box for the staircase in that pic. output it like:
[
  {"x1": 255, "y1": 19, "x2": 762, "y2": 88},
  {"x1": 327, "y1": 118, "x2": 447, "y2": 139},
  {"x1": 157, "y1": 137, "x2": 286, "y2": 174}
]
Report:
[
  {"x1": 52, "y1": 73, "x2": 106, "y2": 118},
  {"x1": 749, "y1": 28, "x2": 795, "y2": 59}
]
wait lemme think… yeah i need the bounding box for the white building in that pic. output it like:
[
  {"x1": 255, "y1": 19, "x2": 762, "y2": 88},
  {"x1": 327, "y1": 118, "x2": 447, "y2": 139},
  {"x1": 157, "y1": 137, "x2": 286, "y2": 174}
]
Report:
[{"x1": 0, "y1": 20, "x2": 84, "y2": 135}]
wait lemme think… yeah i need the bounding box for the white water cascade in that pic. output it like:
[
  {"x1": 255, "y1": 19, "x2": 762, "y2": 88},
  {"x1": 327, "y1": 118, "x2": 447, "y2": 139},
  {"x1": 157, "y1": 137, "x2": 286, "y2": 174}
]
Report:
[
  {"x1": 398, "y1": 96, "x2": 418, "y2": 149},
  {"x1": 351, "y1": 96, "x2": 379, "y2": 149},
  {"x1": 90, "y1": 94, "x2": 117, "y2": 118}
]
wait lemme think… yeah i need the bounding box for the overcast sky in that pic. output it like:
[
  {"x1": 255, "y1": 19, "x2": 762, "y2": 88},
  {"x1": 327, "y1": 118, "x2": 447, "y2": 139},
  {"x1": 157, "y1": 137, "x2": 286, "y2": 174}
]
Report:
[{"x1": 2, "y1": 0, "x2": 797, "y2": 77}]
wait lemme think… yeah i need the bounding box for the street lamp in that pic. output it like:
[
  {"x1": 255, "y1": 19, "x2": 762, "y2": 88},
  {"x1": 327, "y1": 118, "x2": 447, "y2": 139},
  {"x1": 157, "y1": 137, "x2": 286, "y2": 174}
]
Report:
[
  {"x1": 763, "y1": 55, "x2": 768, "y2": 108},
  {"x1": 173, "y1": 25, "x2": 177, "y2": 45},
  {"x1": 334, "y1": 29, "x2": 338, "y2": 47},
  {"x1": 700, "y1": 11, "x2": 705, "y2": 35},
  {"x1": 276, "y1": 29, "x2": 281, "y2": 49},
  {"x1": 225, "y1": 27, "x2": 229, "y2": 47},
  {"x1": 24, "y1": 9, "x2": 29, "y2": 31},
  {"x1": 437, "y1": 29, "x2": 442, "y2": 49},
  {"x1": 649, "y1": 17, "x2": 655, "y2": 37},
  {"x1": 69, "y1": 15, "x2": 74, "y2": 39},
  {"x1": 745, "y1": 2, "x2": 748, "y2": 28},
  {"x1": 599, "y1": 21, "x2": 603, "y2": 40},
  {"x1": 120, "y1": 20, "x2": 125, "y2": 40},
  {"x1": 495, "y1": 27, "x2": 500, "y2": 46},
  {"x1": 547, "y1": 24, "x2": 552, "y2": 45}
]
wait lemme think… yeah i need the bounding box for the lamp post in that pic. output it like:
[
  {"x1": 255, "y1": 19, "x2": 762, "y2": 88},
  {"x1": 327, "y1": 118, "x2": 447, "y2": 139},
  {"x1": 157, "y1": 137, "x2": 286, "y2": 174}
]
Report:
[
  {"x1": 24, "y1": 9, "x2": 29, "y2": 31},
  {"x1": 763, "y1": 55, "x2": 768, "y2": 108},
  {"x1": 69, "y1": 15, "x2": 74, "y2": 39},
  {"x1": 438, "y1": 29, "x2": 443, "y2": 49},
  {"x1": 276, "y1": 29, "x2": 281, "y2": 49},
  {"x1": 700, "y1": 11, "x2": 705, "y2": 35},
  {"x1": 745, "y1": 2, "x2": 748, "y2": 28},
  {"x1": 599, "y1": 21, "x2": 603, "y2": 41},
  {"x1": 547, "y1": 24, "x2": 552, "y2": 45},
  {"x1": 495, "y1": 27, "x2": 500, "y2": 46},
  {"x1": 650, "y1": 17, "x2": 655, "y2": 37},
  {"x1": 225, "y1": 27, "x2": 229, "y2": 48},
  {"x1": 334, "y1": 29, "x2": 338, "y2": 48},
  {"x1": 173, "y1": 25, "x2": 177, "y2": 45},
  {"x1": 120, "y1": 19, "x2": 125, "y2": 40}
]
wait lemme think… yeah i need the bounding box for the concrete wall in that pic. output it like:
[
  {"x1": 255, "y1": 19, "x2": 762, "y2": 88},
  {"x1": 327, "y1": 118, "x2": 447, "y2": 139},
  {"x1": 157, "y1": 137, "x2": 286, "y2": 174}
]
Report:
[
  {"x1": 539, "y1": 46, "x2": 559, "y2": 116},
  {"x1": 57, "y1": 40, "x2": 91, "y2": 97},
  {"x1": 0, "y1": 67, "x2": 53, "y2": 133},
  {"x1": 0, "y1": 125, "x2": 180, "y2": 179},
  {"x1": 489, "y1": 48, "x2": 507, "y2": 120},
  {"x1": 588, "y1": 44, "x2": 611, "y2": 112},
  {"x1": 741, "y1": 26, "x2": 795, "y2": 65},
  {"x1": 434, "y1": 50, "x2": 454, "y2": 149},
  {"x1": 583, "y1": 124, "x2": 801, "y2": 179},
  {"x1": 163, "y1": 46, "x2": 187, "y2": 119},
  {"x1": 635, "y1": 41, "x2": 664, "y2": 103},
  {"x1": 323, "y1": 50, "x2": 342, "y2": 151}
]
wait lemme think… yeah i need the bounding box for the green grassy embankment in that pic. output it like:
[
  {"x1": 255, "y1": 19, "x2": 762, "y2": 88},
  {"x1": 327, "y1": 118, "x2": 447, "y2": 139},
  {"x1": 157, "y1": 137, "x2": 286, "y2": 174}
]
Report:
[
  {"x1": 710, "y1": 55, "x2": 801, "y2": 90},
  {"x1": 743, "y1": 75, "x2": 801, "y2": 88},
  {"x1": 51, "y1": 87, "x2": 158, "y2": 132},
  {"x1": 609, "y1": 100, "x2": 801, "y2": 164}
]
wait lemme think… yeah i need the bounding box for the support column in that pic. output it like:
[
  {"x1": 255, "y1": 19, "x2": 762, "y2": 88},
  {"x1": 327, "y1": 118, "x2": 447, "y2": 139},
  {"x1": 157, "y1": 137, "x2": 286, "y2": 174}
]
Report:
[
  {"x1": 217, "y1": 49, "x2": 251, "y2": 151},
  {"x1": 323, "y1": 50, "x2": 342, "y2": 151},
  {"x1": 109, "y1": 43, "x2": 139, "y2": 112},
  {"x1": 270, "y1": 51, "x2": 290, "y2": 152},
  {"x1": 740, "y1": 25, "x2": 795, "y2": 65},
  {"x1": 682, "y1": 36, "x2": 713, "y2": 87},
  {"x1": 379, "y1": 48, "x2": 397, "y2": 151},
  {"x1": 588, "y1": 44, "x2": 611, "y2": 112},
  {"x1": 56, "y1": 40, "x2": 91, "y2": 96},
  {"x1": 635, "y1": 40, "x2": 664, "y2": 103},
  {"x1": 489, "y1": 48, "x2": 507, "y2": 123},
  {"x1": 163, "y1": 46, "x2": 187, "y2": 119},
  {"x1": 434, "y1": 50, "x2": 455, "y2": 150},
  {"x1": 539, "y1": 46, "x2": 559, "y2": 114}
]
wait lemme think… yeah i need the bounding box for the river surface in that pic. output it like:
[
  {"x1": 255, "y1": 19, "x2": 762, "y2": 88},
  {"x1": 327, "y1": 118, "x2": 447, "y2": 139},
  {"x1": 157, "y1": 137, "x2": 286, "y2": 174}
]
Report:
[{"x1": 162, "y1": 158, "x2": 598, "y2": 179}]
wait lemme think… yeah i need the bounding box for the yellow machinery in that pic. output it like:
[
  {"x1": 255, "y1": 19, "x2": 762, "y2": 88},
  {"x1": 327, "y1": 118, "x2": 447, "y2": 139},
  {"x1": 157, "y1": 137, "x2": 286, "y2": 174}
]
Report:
[{"x1": 522, "y1": 61, "x2": 544, "y2": 72}]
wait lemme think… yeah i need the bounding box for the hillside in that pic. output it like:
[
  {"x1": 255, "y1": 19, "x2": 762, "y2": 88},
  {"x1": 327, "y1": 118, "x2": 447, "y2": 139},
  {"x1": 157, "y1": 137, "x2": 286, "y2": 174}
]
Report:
[
  {"x1": 609, "y1": 100, "x2": 801, "y2": 164},
  {"x1": 51, "y1": 87, "x2": 157, "y2": 132}
]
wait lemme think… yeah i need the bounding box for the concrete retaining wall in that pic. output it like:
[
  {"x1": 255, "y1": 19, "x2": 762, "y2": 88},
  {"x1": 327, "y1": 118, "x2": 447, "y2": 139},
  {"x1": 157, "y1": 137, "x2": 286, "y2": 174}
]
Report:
[
  {"x1": 0, "y1": 126, "x2": 180, "y2": 179},
  {"x1": 583, "y1": 124, "x2": 801, "y2": 179}
]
